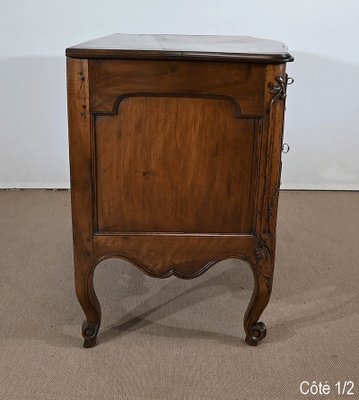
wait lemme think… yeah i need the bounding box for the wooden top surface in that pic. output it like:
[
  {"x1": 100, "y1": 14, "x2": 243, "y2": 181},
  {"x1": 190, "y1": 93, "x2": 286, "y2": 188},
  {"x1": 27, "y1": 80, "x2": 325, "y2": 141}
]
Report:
[{"x1": 66, "y1": 33, "x2": 293, "y2": 63}]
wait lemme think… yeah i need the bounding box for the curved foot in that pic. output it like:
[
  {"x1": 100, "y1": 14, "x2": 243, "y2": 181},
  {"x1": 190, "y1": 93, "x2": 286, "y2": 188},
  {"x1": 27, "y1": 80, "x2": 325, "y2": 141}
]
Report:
[
  {"x1": 244, "y1": 249, "x2": 273, "y2": 346},
  {"x1": 82, "y1": 320, "x2": 100, "y2": 348},
  {"x1": 245, "y1": 321, "x2": 267, "y2": 346},
  {"x1": 75, "y1": 257, "x2": 102, "y2": 349}
]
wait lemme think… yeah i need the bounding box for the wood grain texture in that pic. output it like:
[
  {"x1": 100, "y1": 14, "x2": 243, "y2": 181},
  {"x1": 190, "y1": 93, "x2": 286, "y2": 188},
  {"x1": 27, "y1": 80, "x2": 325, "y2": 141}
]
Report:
[
  {"x1": 93, "y1": 234, "x2": 256, "y2": 278},
  {"x1": 67, "y1": 35, "x2": 293, "y2": 347},
  {"x1": 67, "y1": 58, "x2": 101, "y2": 348},
  {"x1": 88, "y1": 59, "x2": 266, "y2": 115},
  {"x1": 66, "y1": 33, "x2": 294, "y2": 63},
  {"x1": 244, "y1": 63, "x2": 287, "y2": 345},
  {"x1": 95, "y1": 96, "x2": 259, "y2": 233}
]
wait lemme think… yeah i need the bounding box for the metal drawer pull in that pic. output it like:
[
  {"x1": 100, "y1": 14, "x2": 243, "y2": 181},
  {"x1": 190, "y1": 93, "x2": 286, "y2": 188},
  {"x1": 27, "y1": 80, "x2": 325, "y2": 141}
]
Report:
[
  {"x1": 287, "y1": 76, "x2": 294, "y2": 85},
  {"x1": 282, "y1": 143, "x2": 290, "y2": 153}
]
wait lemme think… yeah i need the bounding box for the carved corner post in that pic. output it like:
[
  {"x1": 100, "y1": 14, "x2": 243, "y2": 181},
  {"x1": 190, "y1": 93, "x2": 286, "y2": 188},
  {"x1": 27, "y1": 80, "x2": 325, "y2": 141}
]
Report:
[
  {"x1": 244, "y1": 65, "x2": 291, "y2": 345},
  {"x1": 67, "y1": 58, "x2": 101, "y2": 348}
]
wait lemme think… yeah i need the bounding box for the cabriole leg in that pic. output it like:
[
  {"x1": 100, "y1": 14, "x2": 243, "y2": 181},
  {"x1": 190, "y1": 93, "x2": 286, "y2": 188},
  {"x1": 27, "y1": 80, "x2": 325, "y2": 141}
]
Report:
[
  {"x1": 244, "y1": 251, "x2": 274, "y2": 346},
  {"x1": 74, "y1": 257, "x2": 101, "y2": 348}
]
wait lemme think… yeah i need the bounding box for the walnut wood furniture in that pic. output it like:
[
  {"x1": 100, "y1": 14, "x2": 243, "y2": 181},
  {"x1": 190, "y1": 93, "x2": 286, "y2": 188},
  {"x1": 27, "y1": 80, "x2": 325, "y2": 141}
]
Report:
[{"x1": 66, "y1": 34, "x2": 293, "y2": 348}]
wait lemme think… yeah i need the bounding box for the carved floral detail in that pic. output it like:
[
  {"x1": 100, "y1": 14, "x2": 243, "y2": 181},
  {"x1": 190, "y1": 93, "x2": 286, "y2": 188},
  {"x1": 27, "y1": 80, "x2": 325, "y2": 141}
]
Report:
[{"x1": 255, "y1": 234, "x2": 274, "y2": 279}]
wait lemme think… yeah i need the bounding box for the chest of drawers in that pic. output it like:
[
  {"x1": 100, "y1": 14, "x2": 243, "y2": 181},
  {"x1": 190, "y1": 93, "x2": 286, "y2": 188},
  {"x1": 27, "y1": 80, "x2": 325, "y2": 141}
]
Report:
[{"x1": 66, "y1": 34, "x2": 293, "y2": 347}]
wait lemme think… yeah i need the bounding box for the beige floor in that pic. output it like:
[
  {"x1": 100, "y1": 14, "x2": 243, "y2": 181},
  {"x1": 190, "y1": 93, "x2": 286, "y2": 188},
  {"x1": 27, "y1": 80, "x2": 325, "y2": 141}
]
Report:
[{"x1": 0, "y1": 190, "x2": 358, "y2": 400}]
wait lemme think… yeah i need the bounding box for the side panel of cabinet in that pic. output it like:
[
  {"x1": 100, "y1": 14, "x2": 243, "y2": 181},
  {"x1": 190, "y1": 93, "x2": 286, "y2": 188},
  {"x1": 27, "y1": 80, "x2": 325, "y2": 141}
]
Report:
[
  {"x1": 95, "y1": 96, "x2": 259, "y2": 233},
  {"x1": 89, "y1": 60, "x2": 266, "y2": 234}
]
